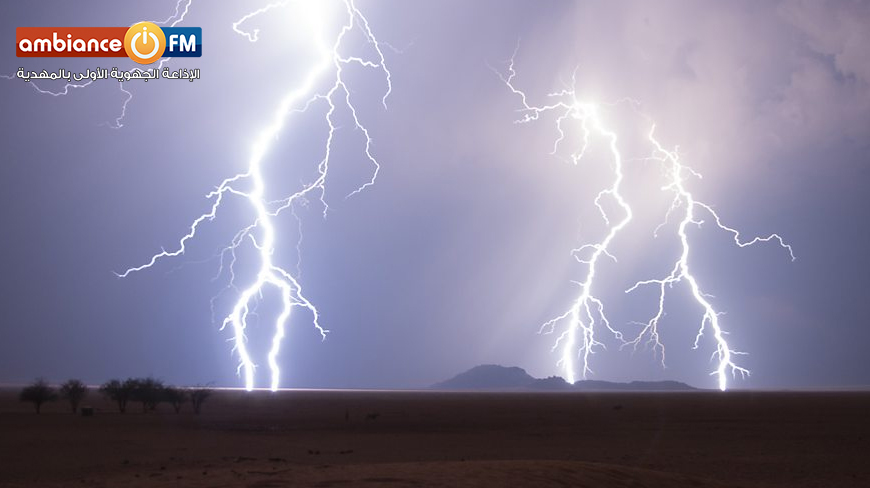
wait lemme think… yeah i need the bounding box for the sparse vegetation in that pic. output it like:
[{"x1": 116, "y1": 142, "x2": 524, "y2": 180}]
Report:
[
  {"x1": 19, "y1": 378, "x2": 57, "y2": 414},
  {"x1": 30, "y1": 376, "x2": 216, "y2": 416},
  {"x1": 59, "y1": 379, "x2": 88, "y2": 414}
]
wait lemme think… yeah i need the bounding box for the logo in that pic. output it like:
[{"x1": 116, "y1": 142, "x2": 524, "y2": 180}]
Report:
[
  {"x1": 124, "y1": 22, "x2": 165, "y2": 64},
  {"x1": 17, "y1": 24, "x2": 201, "y2": 64}
]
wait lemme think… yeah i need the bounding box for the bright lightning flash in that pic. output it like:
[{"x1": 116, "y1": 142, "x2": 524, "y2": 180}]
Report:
[
  {"x1": 497, "y1": 51, "x2": 794, "y2": 390},
  {"x1": 119, "y1": 0, "x2": 391, "y2": 392}
]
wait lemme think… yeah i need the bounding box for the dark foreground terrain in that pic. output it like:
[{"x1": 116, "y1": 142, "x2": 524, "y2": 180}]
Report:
[{"x1": 1, "y1": 389, "x2": 868, "y2": 487}]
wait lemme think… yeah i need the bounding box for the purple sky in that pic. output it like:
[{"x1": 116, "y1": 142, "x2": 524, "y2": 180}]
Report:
[{"x1": 1, "y1": 0, "x2": 868, "y2": 390}]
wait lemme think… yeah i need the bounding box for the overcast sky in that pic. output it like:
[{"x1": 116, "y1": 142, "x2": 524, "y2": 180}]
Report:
[{"x1": 1, "y1": 0, "x2": 868, "y2": 390}]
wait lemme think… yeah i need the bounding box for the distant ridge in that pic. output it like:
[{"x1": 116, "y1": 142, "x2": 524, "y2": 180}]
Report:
[
  {"x1": 432, "y1": 365, "x2": 534, "y2": 389},
  {"x1": 433, "y1": 365, "x2": 696, "y2": 391}
]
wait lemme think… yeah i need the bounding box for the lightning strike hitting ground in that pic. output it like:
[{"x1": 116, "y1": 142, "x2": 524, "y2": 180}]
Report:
[
  {"x1": 626, "y1": 127, "x2": 795, "y2": 391},
  {"x1": 494, "y1": 59, "x2": 632, "y2": 385},
  {"x1": 497, "y1": 50, "x2": 794, "y2": 390},
  {"x1": 119, "y1": 0, "x2": 391, "y2": 391}
]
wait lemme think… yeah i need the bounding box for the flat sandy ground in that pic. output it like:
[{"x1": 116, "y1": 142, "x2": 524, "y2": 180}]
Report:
[{"x1": 1, "y1": 389, "x2": 868, "y2": 487}]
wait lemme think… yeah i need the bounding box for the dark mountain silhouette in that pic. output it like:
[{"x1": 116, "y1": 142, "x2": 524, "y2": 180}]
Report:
[
  {"x1": 432, "y1": 365, "x2": 534, "y2": 389},
  {"x1": 572, "y1": 379, "x2": 696, "y2": 391},
  {"x1": 528, "y1": 376, "x2": 573, "y2": 390},
  {"x1": 433, "y1": 365, "x2": 696, "y2": 391}
]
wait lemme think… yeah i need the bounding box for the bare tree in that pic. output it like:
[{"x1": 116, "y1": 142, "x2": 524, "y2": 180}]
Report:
[
  {"x1": 19, "y1": 378, "x2": 57, "y2": 414},
  {"x1": 59, "y1": 379, "x2": 88, "y2": 414},
  {"x1": 100, "y1": 379, "x2": 133, "y2": 413},
  {"x1": 162, "y1": 386, "x2": 188, "y2": 414},
  {"x1": 189, "y1": 386, "x2": 213, "y2": 415}
]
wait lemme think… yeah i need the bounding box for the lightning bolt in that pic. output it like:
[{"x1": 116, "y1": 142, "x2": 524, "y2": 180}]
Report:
[
  {"x1": 494, "y1": 58, "x2": 631, "y2": 385},
  {"x1": 626, "y1": 127, "x2": 795, "y2": 391},
  {"x1": 118, "y1": 0, "x2": 391, "y2": 391},
  {"x1": 497, "y1": 47, "x2": 793, "y2": 390}
]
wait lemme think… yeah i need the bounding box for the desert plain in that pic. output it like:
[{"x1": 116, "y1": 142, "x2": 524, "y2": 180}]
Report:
[{"x1": 1, "y1": 389, "x2": 868, "y2": 487}]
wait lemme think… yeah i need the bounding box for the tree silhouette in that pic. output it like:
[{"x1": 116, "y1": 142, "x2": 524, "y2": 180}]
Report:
[
  {"x1": 59, "y1": 379, "x2": 88, "y2": 414},
  {"x1": 189, "y1": 386, "x2": 213, "y2": 415},
  {"x1": 129, "y1": 377, "x2": 165, "y2": 412},
  {"x1": 19, "y1": 378, "x2": 57, "y2": 414},
  {"x1": 100, "y1": 379, "x2": 134, "y2": 413},
  {"x1": 162, "y1": 386, "x2": 188, "y2": 413}
]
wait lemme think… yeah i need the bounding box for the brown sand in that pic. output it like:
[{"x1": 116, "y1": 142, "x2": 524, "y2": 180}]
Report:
[{"x1": 1, "y1": 389, "x2": 868, "y2": 487}]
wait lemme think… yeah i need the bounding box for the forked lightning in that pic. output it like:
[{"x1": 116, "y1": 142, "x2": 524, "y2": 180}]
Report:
[
  {"x1": 119, "y1": 0, "x2": 391, "y2": 391},
  {"x1": 497, "y1": 49, "x2": 793, "y2": 390}
]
